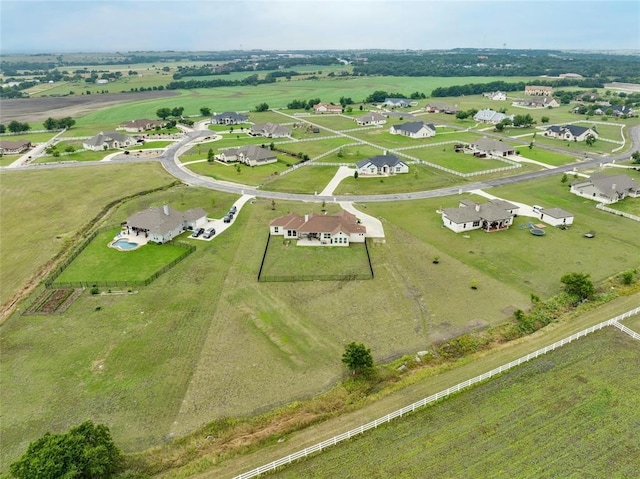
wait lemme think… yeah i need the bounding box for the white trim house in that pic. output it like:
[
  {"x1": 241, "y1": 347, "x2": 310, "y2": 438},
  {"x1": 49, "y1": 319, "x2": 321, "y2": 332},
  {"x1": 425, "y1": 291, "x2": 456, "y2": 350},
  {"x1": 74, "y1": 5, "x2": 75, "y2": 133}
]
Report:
[
  {"x1": 441, "y1": 199, "x2": 519, "y2": 233},
  {"x1": 124, "y1": 205, "x2": 208, "y2": 244},
  {"x1": 355, "y1": 154, "x2": 409, "y2": 176}
]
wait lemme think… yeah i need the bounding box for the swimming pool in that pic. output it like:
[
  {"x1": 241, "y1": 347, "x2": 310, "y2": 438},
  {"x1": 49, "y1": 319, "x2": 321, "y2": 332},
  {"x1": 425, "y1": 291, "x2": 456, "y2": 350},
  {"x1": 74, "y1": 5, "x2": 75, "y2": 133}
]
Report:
[{"x1": 110, "y1": 238, "x2": 142, "y2": 251}]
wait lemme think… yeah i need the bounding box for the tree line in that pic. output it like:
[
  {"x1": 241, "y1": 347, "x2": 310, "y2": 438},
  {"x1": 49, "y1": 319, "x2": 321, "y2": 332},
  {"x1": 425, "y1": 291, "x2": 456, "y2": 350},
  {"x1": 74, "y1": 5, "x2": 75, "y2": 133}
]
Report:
[{"x1": 431, "y1": 79, "x2": 604, "y2": 98}]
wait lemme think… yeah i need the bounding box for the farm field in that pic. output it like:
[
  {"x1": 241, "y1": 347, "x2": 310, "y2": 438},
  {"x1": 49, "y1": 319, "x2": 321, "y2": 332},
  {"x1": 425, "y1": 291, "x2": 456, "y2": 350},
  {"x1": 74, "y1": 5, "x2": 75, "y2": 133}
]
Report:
[
  {"x1": 273, "y1": 328, "x2": 640, "y2": 479},
  {"x1": 53, "y1": 227, "x2": 190, "y2": 284},
  {"x1": 0, "y1": 163, "x2": 177, "y2": 306},
  {"x1": 0, "y1": 131, "x2": 58, "y2": 143}
]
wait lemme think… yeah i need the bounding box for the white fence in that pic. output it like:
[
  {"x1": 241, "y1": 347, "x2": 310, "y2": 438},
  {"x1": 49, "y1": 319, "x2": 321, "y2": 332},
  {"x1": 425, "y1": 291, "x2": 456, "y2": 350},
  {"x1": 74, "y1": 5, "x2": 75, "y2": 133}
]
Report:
[
  {"x1": 596, "y1": 203, "x2": 640, "y2": 222},
  {"x1": 234, "y1": 306, "x2": 640, "y2": 479}
]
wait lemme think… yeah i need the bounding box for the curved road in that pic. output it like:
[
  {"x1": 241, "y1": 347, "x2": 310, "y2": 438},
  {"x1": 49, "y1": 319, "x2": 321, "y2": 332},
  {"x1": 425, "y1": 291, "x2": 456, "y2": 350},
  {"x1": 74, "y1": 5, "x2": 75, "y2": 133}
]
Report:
[{"x1": 4, "y1": 125, "x2": 640, "y2": 204}]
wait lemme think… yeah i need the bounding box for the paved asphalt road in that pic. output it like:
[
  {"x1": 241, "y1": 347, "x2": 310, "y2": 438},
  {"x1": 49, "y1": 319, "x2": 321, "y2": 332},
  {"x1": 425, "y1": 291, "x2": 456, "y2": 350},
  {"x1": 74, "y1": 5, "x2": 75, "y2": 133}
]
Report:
[{"x1": 4, "y1": 125, "x2": 639, "y2": 204}]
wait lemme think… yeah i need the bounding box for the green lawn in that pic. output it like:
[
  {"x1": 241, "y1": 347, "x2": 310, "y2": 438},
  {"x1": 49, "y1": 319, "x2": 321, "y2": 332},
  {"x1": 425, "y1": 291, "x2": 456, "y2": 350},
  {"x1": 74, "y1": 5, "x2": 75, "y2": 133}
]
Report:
[
  {"x1": 53, "y1": 228, "x2": 189, "y2": 284},
  {"x1": 408, "y1": 147, "x2": 514, "y2": 173},
  {"x1": 261, "y1": 165, "x2": 339, "y2": 194},
  {"x1": 0, "y1": 132, "x2": 58, "y2": 143},
  {"x1": 274, "y1": 328, "x2": 640, "y2": 479},
  {"x1": 602, "y1": 195, "x2": 640, "y2": 216},
  {"x1": 207, "y1": 123, "x2": 252, "y2": 132},
  {"x1": 515, "y1": 146, "x2": 578, "y2": 166},
  {"x1": 302, "y1": 115, "x2": 360, "y2": 131},
  {"x1": 34, "y1": 149, "x2": 114, "y2": 163},
  {"x1": 275, "y1": 137, "x2": 354, "y2": 159},
  {"x1": 125, "y1": 140, "x2": 174, "y2": 150},
  {"x1": 317, "y1": 144, "x2": 383, "y2": 164},
  {"x1": 0, "y1": 154, "x2": 21, "y2": 167},
  {"x1": 335, "y1": 164, "x2": 462, "y2": 195},
  {"x1": 187, "y1": 158, "x2": 292, "y2": 186},
  {"x1": 260, "y1": 239, "x2": 371, "y2": 279},
  {"x1": 362, "y1": 174, "x2": 640, "y2": 298},
  {"x1": 533, "y1": 135, "x2": 617, "y2": 155}
]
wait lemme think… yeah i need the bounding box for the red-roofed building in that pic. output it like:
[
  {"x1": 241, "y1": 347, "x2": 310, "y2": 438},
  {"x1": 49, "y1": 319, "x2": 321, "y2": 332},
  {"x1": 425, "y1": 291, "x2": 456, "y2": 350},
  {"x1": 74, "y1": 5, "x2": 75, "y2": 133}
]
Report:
[{"x1": 269, "y1": 211, "x2": 366, "y2": 246}]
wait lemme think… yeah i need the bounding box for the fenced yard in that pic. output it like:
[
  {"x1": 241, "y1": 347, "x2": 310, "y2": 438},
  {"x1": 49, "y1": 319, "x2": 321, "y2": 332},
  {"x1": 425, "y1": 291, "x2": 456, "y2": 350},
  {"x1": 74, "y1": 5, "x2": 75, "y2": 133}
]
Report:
[
  {"x1": 258, "y1": 234, "x2": 373, "y2": 282},
  {"x1": 50, "y1": 227, "x2": 194, "y2": 287}
]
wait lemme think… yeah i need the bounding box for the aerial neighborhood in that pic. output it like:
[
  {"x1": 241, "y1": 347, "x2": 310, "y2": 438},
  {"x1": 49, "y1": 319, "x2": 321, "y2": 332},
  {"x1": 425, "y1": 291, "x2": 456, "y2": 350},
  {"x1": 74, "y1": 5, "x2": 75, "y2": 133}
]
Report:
[{"x1": 2, "y1": 41, "x2": 640, "y2": 479}]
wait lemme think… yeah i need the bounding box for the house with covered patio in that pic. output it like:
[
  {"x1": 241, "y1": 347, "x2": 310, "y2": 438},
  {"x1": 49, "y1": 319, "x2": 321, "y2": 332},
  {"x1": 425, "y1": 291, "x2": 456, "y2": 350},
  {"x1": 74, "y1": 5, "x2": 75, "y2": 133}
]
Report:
[
  {"x1": 441, "y1": 199, "x2": 519, "y2": 233},
  {"x1": 270, "y1": 211, "x2": 366, "y2": 246},
  {"x1": 124, "y1": 205, "x2": 208, "y2": 243}
]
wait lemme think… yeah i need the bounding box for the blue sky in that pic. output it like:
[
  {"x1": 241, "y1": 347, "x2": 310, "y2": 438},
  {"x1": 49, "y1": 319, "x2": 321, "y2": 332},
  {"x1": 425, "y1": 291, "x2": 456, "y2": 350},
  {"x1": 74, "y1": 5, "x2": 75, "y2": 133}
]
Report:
[{"x1": 1, "y1": 0, "x2": 638, "y2": 53}]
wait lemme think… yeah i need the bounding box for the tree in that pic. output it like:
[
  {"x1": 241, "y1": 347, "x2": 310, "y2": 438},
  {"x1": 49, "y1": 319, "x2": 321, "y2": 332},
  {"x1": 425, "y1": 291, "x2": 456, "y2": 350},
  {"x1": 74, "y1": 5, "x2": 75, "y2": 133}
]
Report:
[
  {"x1": 200, "y1": 107, "x2": 211, "y2": 116},
  {"x1": 156, "y1": 107, "x2": 171, "y2": 120},
  {"x1": 255, "y1": 102, "x2": 269, "y2": 112},
  {"x1": 560, "y1": 272, "x2": 595, "y2": 301},
  {"x1": 342, "y1": 342, "x2": 373, "y2": 375},
  {"x1": 207, "y1": 148, "x2": 214, "y2": 162},
  {"x1": 541, "y1": 116, "x2": 550, "y2": 124},
  {"x1": 631, "y1": 151, "x2": 640, "y2": 164},
  {"x1": 171, "y1": 106, "x2": 184, "y2": 117},
  {"x1": 43, "y1": 117, "x2": 58, "y2": 130},
  {"x1": 561, "y1": 173, "x2": 568, "y2": 184},
  {"x1": 494, "y1": 122, "x2": 505, "y2": 132},
  {"x1": 10, "y1": 421, "x2": 122, "y2": 479},
  {"x1": 7, "y1": 120, "x2": 30, "y2": 133},
  {"x1": 585, "y1": 134, "x2": 596, "y2": 147},
  {"x1": 0, "y1": 124, "x2": 5, "y2": 134},
  {"x1": 455, "y1": 110, "x2": 469, "y2": 120},
  {"x1": 354, "y1": 170, "x2": 359, "y2": 179}
]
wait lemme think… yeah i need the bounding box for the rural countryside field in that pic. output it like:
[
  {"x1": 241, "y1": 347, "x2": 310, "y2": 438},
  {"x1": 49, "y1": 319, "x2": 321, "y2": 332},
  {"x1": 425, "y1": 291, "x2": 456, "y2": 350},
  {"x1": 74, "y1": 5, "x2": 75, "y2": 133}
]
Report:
[{"x1": 1, "y1": 46, "x2": 640, "y2": 479}]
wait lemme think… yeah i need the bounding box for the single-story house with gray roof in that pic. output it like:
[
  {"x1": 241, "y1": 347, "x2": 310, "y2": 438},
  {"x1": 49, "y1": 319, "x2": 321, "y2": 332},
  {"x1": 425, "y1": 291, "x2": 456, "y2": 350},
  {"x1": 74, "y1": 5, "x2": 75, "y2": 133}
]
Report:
[
  {"x1": 249, "y1": 123, "x2": 291, "y2": 138},
  {"x1": 124, "y1": 205, "x2": 208, "y2": 243},
  {"x1": 473, "y1": 109, "x2": 514, "y2": 124},
  {"x1": 384, "y1": 98, "x2": 415, "y2": 108},
  {"x1": 570, "y1": 173, "x2": 640, "y2": 204},
  {"x1": 119, "y1": 119, "x2": 166, "y2": 132},
  {"x1": 544, "y1": 125, "x2": 597, "y2": 142},
  {"x1": 442, "y1": 198, "x2": 519, "y2": 233},
  {"x1": 216, "y1": 144, "x2": 277, "y2": 166},
  {"x1": 389, "y1": 121, "x2": 436, "y2": 138},
  {"x1": 356, "y1": 154, "x2": 409, "y2": 176},
  {"x1": 356, "y1": 112, "x2": 387, "y2": 126},
  {"x1": 83, "y1": 131, "x2": 135, "y2": 151},
  {"x1": 470, "y1": 138, "x2": 515, "y2": 157},
  {"x1": 212, "y1": 112, "x2": 249, "y2": 124}
]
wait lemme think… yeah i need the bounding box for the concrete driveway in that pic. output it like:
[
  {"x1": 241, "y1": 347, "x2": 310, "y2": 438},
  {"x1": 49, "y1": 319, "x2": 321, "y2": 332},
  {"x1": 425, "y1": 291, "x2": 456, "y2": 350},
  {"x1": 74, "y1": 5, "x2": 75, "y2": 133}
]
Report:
[
  {"x1": 339, "y1": 201, "x2": 385, "y2": 238},
  {"x1": 190, "y1": 194, "x2": 255, "y2": 241}
]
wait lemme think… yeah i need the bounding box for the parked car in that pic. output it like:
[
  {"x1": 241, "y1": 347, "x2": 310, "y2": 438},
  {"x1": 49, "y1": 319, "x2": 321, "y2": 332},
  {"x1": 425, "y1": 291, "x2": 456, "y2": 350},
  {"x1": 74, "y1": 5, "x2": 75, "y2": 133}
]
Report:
[
  {"x1": 203, "y1": 228, "x2": 216, "y2": 239},
  {"x1": 229, "y1": 206, "x2": 237, "y2": 215},
  {"x1": 223, "y1": 215, "x2": 232, "y2": 223},
  {"x1": 191, "y1": 227, "x2": 205, "y2": 238}
]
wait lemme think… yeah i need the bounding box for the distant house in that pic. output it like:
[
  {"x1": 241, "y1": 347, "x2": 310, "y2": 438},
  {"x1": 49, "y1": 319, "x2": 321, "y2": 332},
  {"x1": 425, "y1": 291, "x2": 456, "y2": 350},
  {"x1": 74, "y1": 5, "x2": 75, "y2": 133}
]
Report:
[
  {"x1": 270, "y1": 210, "x2": 366, "y2": 246},
  {"x1": 570, "y1": 174, "x2": 640, "y2": 204},
  {"x1": 483, "y1": 91, "x2": 507, "y2": 101},
  {"x1": 512, "y1": 97, "x2": 560, "y2": 108},
  {"x1": 536, "y1": 207, "x2": 575, "y2": 227},
  {"x1": 355, "y1": 112, "x2": 387, "y2": 126},
  {"x1": 0, "y1": 139, "x2": 32, "y2": 155},
  {"x1": 593, "y1": 105, "x2": 634, "y2": 117},
  {"x1": 424, "y1": 103, "x2": 460, "y2": 114},
  {"x1": 124, "y1": 205, "x2": 208, "y2": 244},
  {"x1": 212, "y1": 112, "x2": 249, "y2": 124},
  {"x1": 524, "y1": 85, "x2": 553, "y2": 96},
  {"x1": 473, "y1": 109, "x2": 514, "y2": 124},
  {"x1": 544, "y1": 125, "x2": 598, "y2": 142},
  {"x1": 470, "y1": 138, "x2": 515, "y2": 157},
  {"x1": 441, "y1": 199, "x2": 519, "y2": 233},
  {"x1": 389, "y1": 121, "x2": 436, "y2": 138},
  {"x1": 355, "y1": 154, "x2": 409, "y2": 176},
  {"x1": 119, "y1": 119, "x2": 165, "y2": 133},
  {"x1": 216, "y1": 144, "x2": 277, "y2": 166},
  {"x1": 313, "y1": 103, "x2": 342, "y2": 114},
  {"x1": 83, "y1": 131, "x2": 135, "y2": 151},
  {"x1": 383, "y1": 98, "x2": 415, "y2": 108},
  {"x1": 249, "y1": 123, "x2": 291, "y2": 138}
]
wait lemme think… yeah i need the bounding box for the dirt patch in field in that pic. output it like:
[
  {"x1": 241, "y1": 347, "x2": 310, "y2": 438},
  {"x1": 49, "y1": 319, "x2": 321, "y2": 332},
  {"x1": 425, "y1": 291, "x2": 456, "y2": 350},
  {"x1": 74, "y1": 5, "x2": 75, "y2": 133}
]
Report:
[{"x1": 0, "y1": 91, "x2": 178, "y2": 123}]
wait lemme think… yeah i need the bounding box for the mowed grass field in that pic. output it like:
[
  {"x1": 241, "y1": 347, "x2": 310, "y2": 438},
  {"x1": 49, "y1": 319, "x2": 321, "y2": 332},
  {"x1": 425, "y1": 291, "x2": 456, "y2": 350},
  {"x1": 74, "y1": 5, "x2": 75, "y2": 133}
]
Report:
[
  {"x1": 0, "y1": 164, "x2": 176, "y2": 306},
  {"x1": 273, "y1": 328, "x2": 640, "y2": 478},
  {"x1": 54, "y1": 227, "x2": 189, "y2": 284},
  {"x1": 260, "y1": 239, "x2": 371, "y2": 279}
]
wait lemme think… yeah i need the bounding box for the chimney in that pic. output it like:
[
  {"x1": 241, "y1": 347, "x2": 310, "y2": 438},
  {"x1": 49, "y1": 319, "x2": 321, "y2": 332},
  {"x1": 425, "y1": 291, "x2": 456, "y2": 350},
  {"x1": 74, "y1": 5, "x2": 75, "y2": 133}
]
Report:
[
  {"x1": 304, "y1": 213, "x2": 309, "y2": 223},
  {"x1": 383, "y1": 150, "x2": 388, "y2": 156},
  {"x1": 475, "y1": 203, "x2": 480, "y2": 212},
  {"x1": 611, "y1": 184, "x2": 617, "y2": 191},
  {"x1": 163, "y1": 205, "x2": 169, "y2": 215}
]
